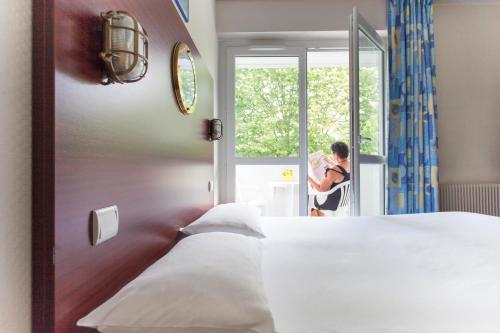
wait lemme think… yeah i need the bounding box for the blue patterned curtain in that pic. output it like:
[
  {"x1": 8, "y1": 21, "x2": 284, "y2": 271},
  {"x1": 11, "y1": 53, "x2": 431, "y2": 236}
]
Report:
[{"x1": 387, "y1": 0, "x2": 439, "y2": 214}]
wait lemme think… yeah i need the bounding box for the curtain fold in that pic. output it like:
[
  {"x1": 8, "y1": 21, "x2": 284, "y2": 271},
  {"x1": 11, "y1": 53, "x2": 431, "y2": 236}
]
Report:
[{"x1": 387, "y1": 0, "x2": 439, "y2": 214}]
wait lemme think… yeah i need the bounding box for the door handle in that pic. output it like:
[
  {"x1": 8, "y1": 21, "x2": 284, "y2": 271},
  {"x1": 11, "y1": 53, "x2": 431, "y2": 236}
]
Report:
[{"x1": 359, "y1": 135, "x2": 372, "y2": 141}]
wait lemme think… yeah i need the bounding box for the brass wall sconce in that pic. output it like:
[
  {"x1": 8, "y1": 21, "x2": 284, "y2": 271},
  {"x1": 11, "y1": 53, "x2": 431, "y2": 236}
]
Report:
[
  {"x1": 208, "y1": 119, "x2": 223, "y2": 141},
  {"x1": 100, "y1": 10, "x2": 149, "y2": 84}
]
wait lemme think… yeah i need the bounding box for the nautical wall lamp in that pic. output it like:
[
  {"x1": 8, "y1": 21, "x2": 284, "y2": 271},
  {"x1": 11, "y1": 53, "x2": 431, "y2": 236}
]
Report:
[
  {"x1": 208, "y1": 119, "x2": 223, "y2": 141},
  {"x1": 100, "y1": 10, "x2": 149, "y2": 84}
]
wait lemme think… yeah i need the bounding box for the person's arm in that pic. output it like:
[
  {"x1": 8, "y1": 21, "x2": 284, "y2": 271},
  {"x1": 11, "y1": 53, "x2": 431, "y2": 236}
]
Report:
[
  {"x1": 308, "y1": 170, "x2": 341, "y2": 192},
  {"x1": 308, "y1": 176, "x2": 321, "y2": 191}
]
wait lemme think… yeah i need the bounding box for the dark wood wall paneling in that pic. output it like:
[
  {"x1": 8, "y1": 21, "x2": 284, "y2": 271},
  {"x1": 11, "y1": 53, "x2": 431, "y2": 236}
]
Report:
[
  {"x1": 33, "y1": 1, "x2": 215, "y2": 332},
  {"x1": 32, "y1": 0, "x2": 56, "y2": 331}
]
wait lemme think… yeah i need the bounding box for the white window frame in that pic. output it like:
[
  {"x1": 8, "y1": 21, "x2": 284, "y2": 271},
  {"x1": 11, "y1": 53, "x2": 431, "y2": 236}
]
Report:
[
  {"x1": 223, "y1": 47, "x2": 308, "y2": 215},
  {"x1": 350, "y1": 8, "x2": 389, "y2": 216},
  {"x1": 218, "y1": 35, "x2": 387, "y2": 216}
]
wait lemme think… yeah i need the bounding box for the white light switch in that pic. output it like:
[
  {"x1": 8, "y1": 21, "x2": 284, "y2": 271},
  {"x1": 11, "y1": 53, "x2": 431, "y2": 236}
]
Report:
[{"x1": 92, "y1": 205, "x2": 119, "y2": 246}]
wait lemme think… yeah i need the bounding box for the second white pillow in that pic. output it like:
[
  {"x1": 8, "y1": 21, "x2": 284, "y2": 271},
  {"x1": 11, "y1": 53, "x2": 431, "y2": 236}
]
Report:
[{"x1": 181, "y1": 203, "x2": 265, "y2": 238}]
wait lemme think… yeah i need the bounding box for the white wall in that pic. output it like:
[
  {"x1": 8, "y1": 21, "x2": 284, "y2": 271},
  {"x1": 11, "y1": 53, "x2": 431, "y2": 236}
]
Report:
[
  {"x1": 216, "y1": 0, "x2": 386, "y2": 34},
  {"x1": 174, "y1": 0, "x2": 218, "y2": 79},
  {"x1": 0, "y1": 1, "x2": 32, "y2": 332},
  {"x1": 434, "y1": 3, "x2": 500, "y2": 183}
]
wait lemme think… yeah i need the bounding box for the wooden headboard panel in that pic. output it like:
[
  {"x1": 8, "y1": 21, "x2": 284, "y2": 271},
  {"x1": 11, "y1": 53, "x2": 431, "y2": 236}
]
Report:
[{"x1": 32, "y1": 1, "x2": 214, "y2": 332}]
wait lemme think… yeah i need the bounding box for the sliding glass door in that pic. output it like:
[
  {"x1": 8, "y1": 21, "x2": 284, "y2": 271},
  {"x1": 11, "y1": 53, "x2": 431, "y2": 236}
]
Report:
[
  {"x1": 222, "y1": 11, "x2": 387, "y2": 217},
  {"x1": 350, "y1": 8, "x2": 388, "y2": 216},
  {"x1": 225, "y1": 49, "x2": 308, "y2": 216}
]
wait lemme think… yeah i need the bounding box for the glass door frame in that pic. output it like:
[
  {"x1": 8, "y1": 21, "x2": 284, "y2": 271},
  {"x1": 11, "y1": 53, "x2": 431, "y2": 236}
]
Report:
[
  {"x1": 349, "y1": 7, "x2": 388, "y2": 216},
  {"x1": 224, "y1": 46, "x2": 309, "y2": 216}
]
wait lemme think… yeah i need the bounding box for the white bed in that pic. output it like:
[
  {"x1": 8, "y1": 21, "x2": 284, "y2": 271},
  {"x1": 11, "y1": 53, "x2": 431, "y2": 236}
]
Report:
[
  {"x1": 261, "y1": 212, "x2": 500, "y2": 333},
  {"x1": 80, "y1": 210, "x2": 500, "y2": 333}
]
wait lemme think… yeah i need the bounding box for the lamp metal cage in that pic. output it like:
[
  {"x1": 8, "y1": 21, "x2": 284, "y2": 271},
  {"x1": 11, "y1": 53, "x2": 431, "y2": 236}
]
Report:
[{"x1": 100, "y1": 10, "x2": 149, "y2": 84}]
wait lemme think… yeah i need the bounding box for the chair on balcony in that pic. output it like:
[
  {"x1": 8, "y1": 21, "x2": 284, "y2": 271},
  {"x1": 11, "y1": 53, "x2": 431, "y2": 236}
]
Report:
[{"x1": 308, "y1": 181, "x2": 351, "y2": 216}]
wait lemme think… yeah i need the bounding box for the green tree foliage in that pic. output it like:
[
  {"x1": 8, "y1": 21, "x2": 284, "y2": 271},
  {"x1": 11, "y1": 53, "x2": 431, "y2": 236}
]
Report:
[
  {"x1": 235, "y1": 67, "x2": 300, "y2": 157},
  {"x1": 235, "y1": 66, "x2": 379, "y2": 157},
  {"x1": 307, "y1": 67, "x2": 350, "y2": 154},
  {"x1": 358, "y1": 68, "x2": 380, "y2": 155}
]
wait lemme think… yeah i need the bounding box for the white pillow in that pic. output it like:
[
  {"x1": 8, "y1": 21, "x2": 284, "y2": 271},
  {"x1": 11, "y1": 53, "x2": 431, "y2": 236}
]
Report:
[
  {"x1": 77, "y1": 232, "x2": 275, "y2": 333},
  {"x1": 181, "y1": 203, "x2": 265, "y2": 238}
]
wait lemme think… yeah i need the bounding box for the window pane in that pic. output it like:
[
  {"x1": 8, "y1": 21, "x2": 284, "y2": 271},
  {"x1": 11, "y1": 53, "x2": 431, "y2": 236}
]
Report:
[
  {"x1": 235, "y1": 57, "x2": 300, "y2": 157},
  {"x1": 359, "y1": 31, "x2": 383, "y2": 155},
  {"x1": 307, "y1": 51, "x2": 351, "y2": 218},
  {"x1": 360, "y1": 163, "x2": 384, "y2": 216},
  {"x1": 236, "y1": 165, "x2": 299, "y2": 216}
]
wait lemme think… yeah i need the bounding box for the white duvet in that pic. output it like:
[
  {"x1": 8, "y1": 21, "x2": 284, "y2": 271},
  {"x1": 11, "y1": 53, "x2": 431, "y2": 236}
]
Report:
[{"x1": 261, "y1": 212, "x2": 500, "y2": 333}]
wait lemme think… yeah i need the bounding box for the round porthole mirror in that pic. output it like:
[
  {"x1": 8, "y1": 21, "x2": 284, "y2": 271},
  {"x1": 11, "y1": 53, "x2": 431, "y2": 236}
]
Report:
[{"x1": 172, "y1": 42, "x2": 197, "y2": 114}]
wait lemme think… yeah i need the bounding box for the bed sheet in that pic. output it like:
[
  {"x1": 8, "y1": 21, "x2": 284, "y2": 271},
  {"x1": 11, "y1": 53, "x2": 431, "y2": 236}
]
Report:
[{"x1": 261, "y1": 212, "x2": 500, "y2": 333}]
